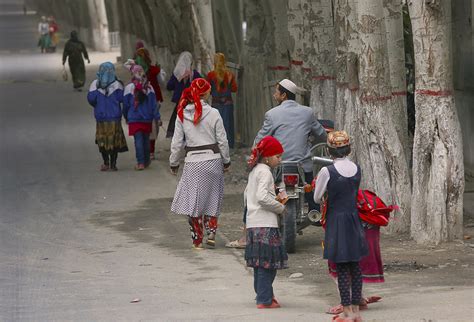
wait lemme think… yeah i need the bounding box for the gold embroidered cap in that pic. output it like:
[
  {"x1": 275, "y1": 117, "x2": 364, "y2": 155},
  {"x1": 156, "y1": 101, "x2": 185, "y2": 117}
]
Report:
[{"x1": 327, "y1": 130, "x2": 350, "y2": 148}]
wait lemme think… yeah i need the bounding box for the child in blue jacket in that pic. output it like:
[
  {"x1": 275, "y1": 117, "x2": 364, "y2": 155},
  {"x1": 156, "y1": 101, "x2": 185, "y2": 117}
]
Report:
[
  {"x1": 123, "y1": 63, "x2": 161, "y2": 170},
  {"x1": 87, "y1": 62, "x2": 128, "y2": 171}
]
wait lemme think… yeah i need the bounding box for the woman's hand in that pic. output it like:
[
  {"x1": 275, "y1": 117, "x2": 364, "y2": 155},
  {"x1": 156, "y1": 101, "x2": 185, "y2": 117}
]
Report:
[{"x1": 223, "y1": 162, "x2": 231, "y2": 173}]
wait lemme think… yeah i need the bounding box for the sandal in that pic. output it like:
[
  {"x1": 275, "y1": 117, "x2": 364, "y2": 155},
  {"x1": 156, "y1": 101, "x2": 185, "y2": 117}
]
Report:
[
  {"x1": 192, "y1": 243, "x2": 204, "y2": 250},
  {"x1": 332, "y1": 315, "x2": 354, "y2": 322},
  {"x1": 225, "y1": 240, "x2": 246, "y2": 249},
  {"x1": 272, "y1": 297, "x2": 281, "y2": 307},
  {"x1": 365, "y1": 296, "x2": 382, "y2": 304},
  {"x1": 206, "y1": 232, "x2": 216, "y2": 247},
  {"x1": 327, "y1": 304, "x2": 343, "y2": 315},
  {"x1": 135, "y1": 164, "x2": 145, "y2": 171},
  {"x1": 100, "y1": 164, "x2": 109, "y2": 171}
]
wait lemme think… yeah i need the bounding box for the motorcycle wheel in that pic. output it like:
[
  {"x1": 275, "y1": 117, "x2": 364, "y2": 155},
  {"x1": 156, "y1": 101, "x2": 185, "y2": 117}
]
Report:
[{"x1": 284, "y1": 199, "x2": 297, "y2": 253}]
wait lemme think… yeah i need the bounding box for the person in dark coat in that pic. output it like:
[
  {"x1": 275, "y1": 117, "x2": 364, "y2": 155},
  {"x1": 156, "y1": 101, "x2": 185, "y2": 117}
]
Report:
[
  {"x1": 313, "y1": 130, "x2": 368, "y2": 322},
  {"x1": 62, "y1": 30, "x2": 90, "y2": 91}
]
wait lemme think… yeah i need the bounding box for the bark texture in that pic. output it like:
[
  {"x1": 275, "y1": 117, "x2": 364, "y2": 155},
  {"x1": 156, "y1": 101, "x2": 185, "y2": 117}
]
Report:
[
  {"x1": 409, "y1": 0, "x2": 464, "y2": 244},
  {"x1": 383, "y1": 0, "x2": 409, "y2": 156},
  {"x1": 87, "y1": 0, "x2": 110, "y2": 52},
  {"x1": 356, "y1": 0, "x2": 412, "y2": 233}
]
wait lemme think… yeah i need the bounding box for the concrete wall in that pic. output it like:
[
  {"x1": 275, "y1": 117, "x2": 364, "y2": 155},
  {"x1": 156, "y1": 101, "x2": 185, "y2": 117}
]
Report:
[{"x1": 452, "y1": 0, "x2": 474, "y2": 174}]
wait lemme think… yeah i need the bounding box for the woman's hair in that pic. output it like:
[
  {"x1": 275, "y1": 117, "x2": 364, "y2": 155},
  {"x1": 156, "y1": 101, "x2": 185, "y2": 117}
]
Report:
[
  {"x1": 137, "y1": 91, "x2": 147, "y2": 105},
  {"x1": 277, "y1": 84, "x2": 296, "y2": 100},
  {"x1": 327, "y1": 145, "x2": 351, "y2": 158}
]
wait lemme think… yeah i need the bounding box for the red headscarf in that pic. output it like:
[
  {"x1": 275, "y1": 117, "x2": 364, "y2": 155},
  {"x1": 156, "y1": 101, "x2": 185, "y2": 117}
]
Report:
[
  {"x1": 177, "y1": 78, "x2": 211, "y2": 125},
  {"x1": 248, "y1": 136, "x2": 284, "y2": 169}
]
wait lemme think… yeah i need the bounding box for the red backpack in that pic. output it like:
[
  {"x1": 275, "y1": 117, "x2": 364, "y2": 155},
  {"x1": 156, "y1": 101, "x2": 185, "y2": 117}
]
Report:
[
  {"x1": 357, "y1": 190, "x2": 398, "y2": 226},
  {"x1": 319, "y1": 189, "x2": 398, "y2": 228}
]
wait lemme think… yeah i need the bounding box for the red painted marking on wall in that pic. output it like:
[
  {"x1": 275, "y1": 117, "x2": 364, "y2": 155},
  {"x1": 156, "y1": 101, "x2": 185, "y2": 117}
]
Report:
[
  {"x1": 268, "y1": 65, "x2": 290, "y2": 71},
  {"x1": 361, "y1": 95, "x2": 392, "y2": 102},
  {"x1": 416, "y1": 89, "x2": 453, "y2": 97},
  {"x1": 302, "y1": 67, "x2": 312, "y2": 72},
  {"x1": 349, "y1": 87, "x2": 359, "y2": 92},
  {"x1": 290, "y1": 60, "x2": 303, "y2": 65},
  {"x1": 392, "y1": 91, "x2": 407, "y2": 96}
]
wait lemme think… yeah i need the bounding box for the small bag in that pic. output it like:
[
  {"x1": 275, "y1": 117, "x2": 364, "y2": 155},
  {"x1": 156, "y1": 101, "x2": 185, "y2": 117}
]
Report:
[{"x1": 61, "y1": 67, "x2": 68, "y2": 82}]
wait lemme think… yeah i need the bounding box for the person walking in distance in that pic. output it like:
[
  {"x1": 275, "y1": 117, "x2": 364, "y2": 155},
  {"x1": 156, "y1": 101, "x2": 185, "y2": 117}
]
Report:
[
  {"x1": 123, "y1": 62, "x2": 161, "y2": 170},
  {"x1": 207, "y1": 53, "x2": 238, "y2": 148},
  {"x1": 62, "y1": 31, "x2": 90, "y2": 91},
  {"x1": 87, "y1": 62, "x2": 128, "y2": 171}
]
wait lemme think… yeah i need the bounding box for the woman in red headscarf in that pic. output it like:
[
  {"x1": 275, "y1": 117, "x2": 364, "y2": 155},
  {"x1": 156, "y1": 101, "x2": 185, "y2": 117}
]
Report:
[
  {"x1": 169, "y1": 78, "x2": 231, "y2": 249},
  {"x1": 244, "y1": 136, "x2": 288, "y2": 309}
]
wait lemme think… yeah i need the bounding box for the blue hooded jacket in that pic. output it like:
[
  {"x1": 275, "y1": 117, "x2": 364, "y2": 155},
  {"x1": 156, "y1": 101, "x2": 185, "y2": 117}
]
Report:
[
  {"x1": 123, "y1": 83, "x2": 160, "y2": 123},
  {"x1": 87, "y1": 79, "x2": 124, "y2": 122}
]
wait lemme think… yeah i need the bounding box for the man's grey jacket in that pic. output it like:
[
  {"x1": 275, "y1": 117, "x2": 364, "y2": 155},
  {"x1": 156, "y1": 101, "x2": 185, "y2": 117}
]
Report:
[{"x1": 254, "y1": 99, "x2": 327, "y2": 173}]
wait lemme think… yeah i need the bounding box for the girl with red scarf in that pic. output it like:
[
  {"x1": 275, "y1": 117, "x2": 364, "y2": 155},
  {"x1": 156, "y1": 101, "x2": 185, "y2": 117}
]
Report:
[
  {"x1": 169, "y1": 78, "x2": 230, "y2": 249},
  {"x1": 244, "y1": 136, "x2": 288, "y2": 309}
]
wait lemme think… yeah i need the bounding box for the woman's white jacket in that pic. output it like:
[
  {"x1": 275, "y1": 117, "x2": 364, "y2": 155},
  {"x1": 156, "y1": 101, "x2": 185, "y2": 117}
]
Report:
[{"x1": 169, "y1": 101, "x2": 230, "y2": 166}]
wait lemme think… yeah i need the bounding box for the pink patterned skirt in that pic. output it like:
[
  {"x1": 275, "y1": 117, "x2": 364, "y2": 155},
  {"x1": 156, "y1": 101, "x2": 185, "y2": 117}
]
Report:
[{"x1": 328, "y1": 226, "x2": 384, "y2": 283}]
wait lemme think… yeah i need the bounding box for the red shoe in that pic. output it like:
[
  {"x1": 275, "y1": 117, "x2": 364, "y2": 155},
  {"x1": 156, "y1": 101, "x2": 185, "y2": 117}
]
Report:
[
  {"x1": 327, "y1": 304, "x2": 343, "y2": 315},
  {"x1": 365, "y1": 296, "x2": 382, "y2": 304},
  {"x1": 257, "y1": 302, "x2": 280, "y2": 309},
  {"x1": 332, "y1": 314, "x2": 354, "y2": 322},
  {"x1": 272, "y1": 297, "x2": 281, "y2": 307},
  {"x1": 135, "y1": 164, "x2": 145, "y2": 171}
]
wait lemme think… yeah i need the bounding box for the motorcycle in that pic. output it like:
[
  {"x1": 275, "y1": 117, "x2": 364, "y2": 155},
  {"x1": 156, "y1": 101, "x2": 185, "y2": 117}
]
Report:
[{"x1": 276, "y1": 120, "x2": 334, "y2": 253}]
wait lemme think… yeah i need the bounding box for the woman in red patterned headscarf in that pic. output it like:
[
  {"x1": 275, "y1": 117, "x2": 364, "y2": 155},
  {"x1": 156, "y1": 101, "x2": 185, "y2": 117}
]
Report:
[{"x1": 169, "y1": 78, "x2": 231, "y2": 249}]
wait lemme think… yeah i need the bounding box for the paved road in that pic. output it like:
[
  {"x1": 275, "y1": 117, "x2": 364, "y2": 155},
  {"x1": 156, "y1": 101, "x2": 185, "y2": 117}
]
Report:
[{"x1": 0, "y1": 4, "x2": 328, "y2": 321}]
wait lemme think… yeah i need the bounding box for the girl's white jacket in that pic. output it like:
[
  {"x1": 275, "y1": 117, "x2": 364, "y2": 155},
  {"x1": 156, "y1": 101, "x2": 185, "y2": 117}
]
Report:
[
  {"x1": 169, "y1": 101, "x2": 230, "y2": 166},
  {"x1": 245, "y1": 163, "x2": 285, "y2": 228}
]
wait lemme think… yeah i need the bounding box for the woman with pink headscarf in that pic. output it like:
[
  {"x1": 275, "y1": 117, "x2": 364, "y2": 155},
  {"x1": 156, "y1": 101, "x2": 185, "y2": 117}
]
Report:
[{"x1": 123, "y1": 61, "x2": 161, "y2": 170}]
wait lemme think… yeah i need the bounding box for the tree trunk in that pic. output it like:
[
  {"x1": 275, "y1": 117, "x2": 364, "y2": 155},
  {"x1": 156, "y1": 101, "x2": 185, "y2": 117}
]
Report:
[
  {"x1": 307, "y1": 0, "x2": 336, "y2": 120},
  {"x1": 288, "y1": 0, "x2": 306, "y2": 99},
  {"x1": 357, "y1": 0, "x2": 412, "y2": 233},
  {"x1": 87, "y1": 0, "x2": 110, "y2": 52},
  {"x1": 409, "y1": 0, "x2": 464, "y2": 244},
  {"x1": 334, "y1": 0, "x2": 359, "y2": 158},
  {"x1": 190, "y1": 0, "x2": 215, "y2": 74},
  {"x1": 383, "y1": 0, "x2": 409, "y2": 157}
]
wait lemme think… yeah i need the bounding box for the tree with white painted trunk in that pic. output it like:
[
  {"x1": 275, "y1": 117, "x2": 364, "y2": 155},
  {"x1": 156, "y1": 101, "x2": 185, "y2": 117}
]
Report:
[
  {"x1": 288, "y1": 0, "x2": 306, "y2": 93},
  {"x1": 307, "y1": 0, "x2": 336, "y2": 120},
  {"x1": 334, "y1": 0, "x2": 359, "y2": 153},
  {"x1": 87, "y1": 0, "x2": 110, "y2": 52},
  {"x1": 190, "y1": 0, "x2": 215, "y2": 74},
  {"x1": 356, "y1": 0, "x2": 412, "y2": 233},
  {"x1": 409, "y1": 0, "x2": 464, "y2": 244},
  {"x1": 383, "y1": 0, "x2": 409, "y2": 156}
]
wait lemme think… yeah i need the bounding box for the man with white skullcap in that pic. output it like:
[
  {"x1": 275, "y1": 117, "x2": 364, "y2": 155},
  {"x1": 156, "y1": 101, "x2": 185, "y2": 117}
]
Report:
[
  {"x1": 226, "y1": 78, "x2": 327, "y2": 249},
  {"x1": 254, "y1": 78, "x2": 327, "y2": 211}
]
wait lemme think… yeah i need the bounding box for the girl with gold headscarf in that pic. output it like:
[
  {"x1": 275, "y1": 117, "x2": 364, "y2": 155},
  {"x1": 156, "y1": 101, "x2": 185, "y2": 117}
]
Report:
[{"x1": 207, "y1": 53, "x2": 238, "y2": 148}]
